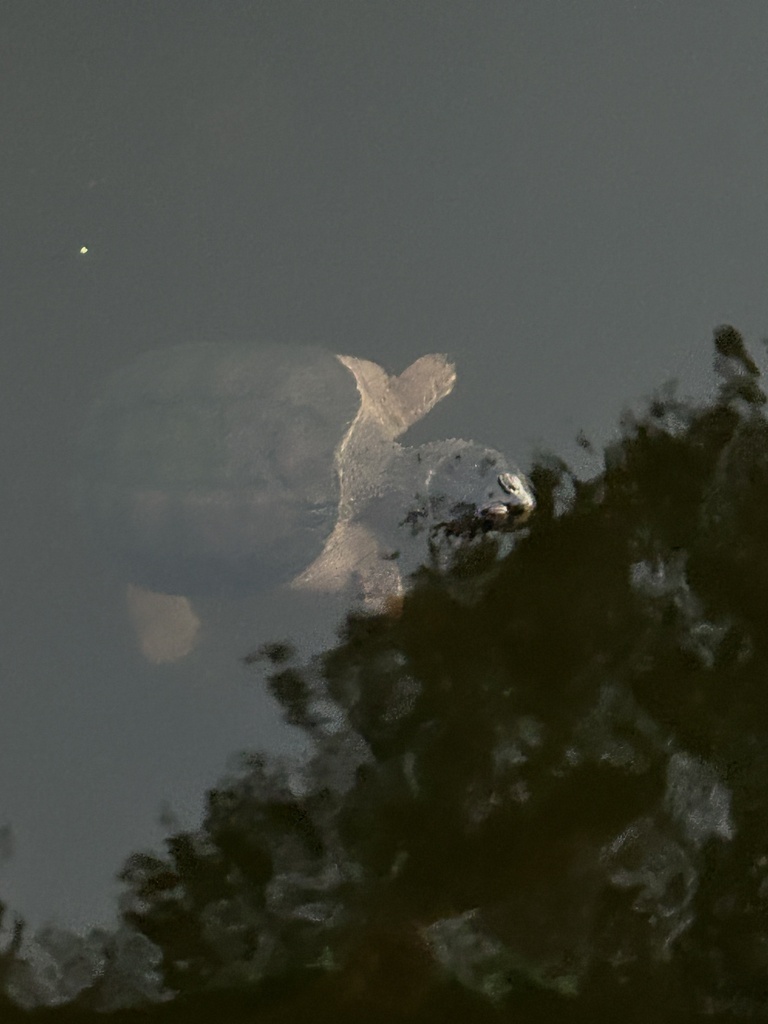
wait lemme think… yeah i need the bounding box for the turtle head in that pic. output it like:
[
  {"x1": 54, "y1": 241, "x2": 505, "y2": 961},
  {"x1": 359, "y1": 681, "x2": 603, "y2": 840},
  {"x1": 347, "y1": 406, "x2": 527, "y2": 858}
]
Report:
[{"x1": 478, "y1": 472, "x2": 536, "y2": 531}]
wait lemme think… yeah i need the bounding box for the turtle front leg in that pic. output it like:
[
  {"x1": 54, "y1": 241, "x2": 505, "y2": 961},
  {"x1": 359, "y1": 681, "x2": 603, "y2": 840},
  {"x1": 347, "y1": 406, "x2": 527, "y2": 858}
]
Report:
[
  {"x1": 291, "y1": 521, "x2": 403, "y2": 611},
  {"x1": 390, "y1": 353, "x2": 457, "y2": 431},
  {"x1": 126, "y1": 584, "x2": 201, "y2": 664},
  {"x1": 336, "y1": 354, "x2": 456, "y2": 440}
]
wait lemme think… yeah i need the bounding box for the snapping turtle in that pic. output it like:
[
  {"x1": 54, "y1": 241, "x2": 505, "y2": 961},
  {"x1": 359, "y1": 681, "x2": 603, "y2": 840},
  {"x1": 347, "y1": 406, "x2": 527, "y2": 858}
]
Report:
[{"x1": 74, "y1": 343, "x2": 534, "y2": 662}]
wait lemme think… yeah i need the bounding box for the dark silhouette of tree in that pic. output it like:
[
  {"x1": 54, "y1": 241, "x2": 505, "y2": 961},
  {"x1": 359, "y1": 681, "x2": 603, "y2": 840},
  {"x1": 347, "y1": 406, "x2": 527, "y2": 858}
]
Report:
[
  {"x1": 109, "y1": 327, "x2": 768, "y2": 1019},
  {"x1": 7, "y1": 326, "x2": 768, "y2": 1022}
]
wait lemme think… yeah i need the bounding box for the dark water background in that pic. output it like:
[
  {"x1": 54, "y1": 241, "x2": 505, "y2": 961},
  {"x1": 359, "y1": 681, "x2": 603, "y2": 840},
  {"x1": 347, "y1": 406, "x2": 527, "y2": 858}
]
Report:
[{"x1": 3, "y1": 4, "x2": 768, "y2": 1019}]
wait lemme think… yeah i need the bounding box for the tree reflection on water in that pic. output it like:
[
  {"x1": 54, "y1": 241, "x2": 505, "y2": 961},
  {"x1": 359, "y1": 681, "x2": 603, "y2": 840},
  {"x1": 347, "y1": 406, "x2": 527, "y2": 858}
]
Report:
[{"x1": 4, "y1": 325, "x2": 768, "y2": 1021}]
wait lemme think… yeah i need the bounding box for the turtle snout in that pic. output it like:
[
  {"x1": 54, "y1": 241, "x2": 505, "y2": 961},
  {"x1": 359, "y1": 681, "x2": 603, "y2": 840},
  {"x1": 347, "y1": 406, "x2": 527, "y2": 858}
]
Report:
[
  {"x1": 498, "y1": 472, "x2": 535, "y2": 519},
  {"x1": 478, "y1": 473, "x2": 536, "y2": 531}
]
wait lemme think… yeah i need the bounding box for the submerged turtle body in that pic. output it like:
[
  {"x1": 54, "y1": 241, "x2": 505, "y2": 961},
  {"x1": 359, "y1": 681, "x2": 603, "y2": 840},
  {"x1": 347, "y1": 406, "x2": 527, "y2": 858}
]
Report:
[
  {"x1": 76, "y1": 343, "x2": 361, "y2": 597},
  {"x1": 75, "y1": 342, "x2": 533, "y2": 661}
]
